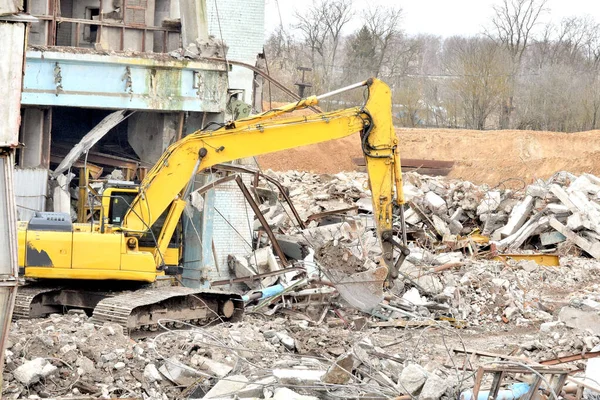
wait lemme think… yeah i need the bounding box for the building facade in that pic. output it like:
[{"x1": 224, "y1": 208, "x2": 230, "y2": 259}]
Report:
[{"x1": 17, "y1": 0, "x2": 265, "y2": 286}]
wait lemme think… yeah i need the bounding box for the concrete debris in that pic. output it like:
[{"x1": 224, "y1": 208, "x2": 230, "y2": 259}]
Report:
[
  {"x1": 8, "y1": 170, "x2": 600, "y2": 400},
  {"x1": 12, "y1": 357, "x2": 57, "y2": 386},
  {"x1": 398, "y1": 363, "x2": 428, "y2": 395},
  {"x1": 420, "y1": 373, "x2": 449, "y2": 400}
]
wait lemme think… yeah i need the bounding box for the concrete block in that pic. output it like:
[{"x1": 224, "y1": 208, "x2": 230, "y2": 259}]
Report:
[
  {"x1": 191, "y1": 355, "x2": 233, "y2": 378},
  {"x1": 398, "y1": 363, "x2": 428, "y2": 395},
  {"x1": 420, "y1": 374, "x2": 449, "y2": 400},
  {"x1": 432, "y1": 215, "x2": 450, "y2": 236},
  {"x1": 476, "y1": 191, "x2": 501, "y2": 215},
  {"x1": 500, "y1": 196, "x2": 534, "y2": 238},
  {"x1": 546, "y1": 203, "x2": 570, "y2": 215},
  {"x1": 549, "y1": 184, "x2": 577, "y2": 212},
  {"x1": 404, "y1": 207, "x2": 422, "y2": 225},
  {"x1": 13, "y1": 358, "x2": 56, "y2": 386},
  {"x1": 424, "y1": 191, "x2": 447, "y2": 215},
  {"x1": 275, "y1": 332, "x2": 296, "y2": 351},
  {"x1": 559, "y1": 306, "x2": 600, "y2": 335}
]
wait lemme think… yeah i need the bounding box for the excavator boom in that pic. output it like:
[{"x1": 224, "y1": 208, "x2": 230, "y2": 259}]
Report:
[{"x1": 123, "y1": 78, "x2": 406, "y2": 279}]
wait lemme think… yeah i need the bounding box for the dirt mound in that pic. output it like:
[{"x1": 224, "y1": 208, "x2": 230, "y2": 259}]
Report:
[{"x1": 257, "y1": 128, "x2": 600, "y2": 187}]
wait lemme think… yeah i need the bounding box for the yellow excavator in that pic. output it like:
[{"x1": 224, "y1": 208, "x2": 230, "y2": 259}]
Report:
[{"x1": 15, "y1": 78, "x2": 408, "y2": 335}]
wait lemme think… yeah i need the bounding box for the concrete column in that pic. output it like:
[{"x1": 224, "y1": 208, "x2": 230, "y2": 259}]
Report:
[
  {"x1": 20, "y1": 108, "x2": 51, "y2": 168},
  {"x1": 178, "y1": 0, "x2": 208, "y2": 47},
  {"x1": 127, "y1": 112, "x2": 178, "y2": 165}
]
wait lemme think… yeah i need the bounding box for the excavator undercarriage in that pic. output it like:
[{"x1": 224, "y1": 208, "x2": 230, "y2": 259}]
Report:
[{"x1": 14, "y1": 283, "x2": 243, "y2": 337}]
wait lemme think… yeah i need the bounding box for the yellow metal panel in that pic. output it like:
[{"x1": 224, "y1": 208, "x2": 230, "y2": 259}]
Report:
[
  {"x1": 72, "y1": 231, "x2": 121, "y2": 270},
  {"x1": 120, "y1": 252, "x2": 159, "y2": 274},
  {"x1": 24, "y1": 267, "x2": 160, "y2": 282},
  {"x1": 17, "y1": 228, "x2": 25, "y2": 268},
  {"x1": 140, "y1": 247, "x2": 179, "y2": 266},
  {"x1": 25, "y1": 231, "x2": 72, "y2": 269},
  {"x1": 494, "y1": 254, "x2": 560, "y2": 266}
]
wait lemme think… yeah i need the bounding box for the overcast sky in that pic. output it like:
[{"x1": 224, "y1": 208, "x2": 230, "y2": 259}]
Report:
[{"x1": 264, "y1": 0, "x2": 600, "y2": 38}]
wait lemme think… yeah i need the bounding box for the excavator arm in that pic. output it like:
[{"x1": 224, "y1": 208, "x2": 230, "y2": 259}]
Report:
[{"x1": 122, "y1": 78, "x2": 407, "y2": 280}]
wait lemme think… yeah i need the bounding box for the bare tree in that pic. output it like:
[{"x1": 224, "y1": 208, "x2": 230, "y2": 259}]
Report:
[
  {"x1": 487, "y1": 0, "x2": 548, "y2": 65},
  {"x1": 295, "y1": 0, "x2": 353, "y2": 91},
  {"x1": 363, "y1": 5, "x2": 402, "y2": 77},
  {"x1": 486, "y1": 0, "x2": 548, "y2": 128},
  {"x1": 445, "y1": 37, "x2": 511, "y2": 130}
]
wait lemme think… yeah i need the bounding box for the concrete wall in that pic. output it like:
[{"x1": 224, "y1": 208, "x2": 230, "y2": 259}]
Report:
[
  {"x1": 0, "y1": 22, "x2": 25, "y2": 147},
  {"x1": 209, "y1": 176, "x2": 254, "y2": 282},
  {"x1": 206, "y1": 0, "x2": 264, "y2": 105},
  {"x1": 127, "y1": 112, "x2": 178, "y2": 165},
  {"x1": 20, "y1": 108, "x2": 51, "y2": 168}
]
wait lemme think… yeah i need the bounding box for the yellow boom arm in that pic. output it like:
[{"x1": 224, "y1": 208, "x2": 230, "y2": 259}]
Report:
[{"x1": 122, "y1": 78, "x2": 406, "y2": 279}]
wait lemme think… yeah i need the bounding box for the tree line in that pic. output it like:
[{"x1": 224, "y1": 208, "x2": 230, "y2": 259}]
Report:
[{"x1": 263, "y1": 0, "x2": 600, "y2": 132}]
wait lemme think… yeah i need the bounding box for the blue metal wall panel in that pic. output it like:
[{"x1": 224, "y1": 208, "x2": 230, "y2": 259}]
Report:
[{"x1": 22, "y1": 50, "x2": 227, "y2": 112}]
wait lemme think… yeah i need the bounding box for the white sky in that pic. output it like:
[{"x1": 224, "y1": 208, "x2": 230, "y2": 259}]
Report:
[{"x1": 264, "y1": 0, "x2": 600, "y2": 38}]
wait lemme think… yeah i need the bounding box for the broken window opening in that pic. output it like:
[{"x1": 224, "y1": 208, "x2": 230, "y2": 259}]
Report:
[{"x1": 83, "y1": 7, "x2": 100, "y2": 43}]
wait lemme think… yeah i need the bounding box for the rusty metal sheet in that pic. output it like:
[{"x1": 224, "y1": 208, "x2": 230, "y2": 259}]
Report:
[
  {"x1": 14, "y1": 168, "x2": 48, "y2": 221},
  {"x1": 0, "y1": 22, "x2": 25, "y2": 146}
]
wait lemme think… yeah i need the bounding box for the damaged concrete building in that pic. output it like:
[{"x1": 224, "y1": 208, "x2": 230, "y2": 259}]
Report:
[{"x1": 15, "y1": 0, "x2": 265, "y2": 284}]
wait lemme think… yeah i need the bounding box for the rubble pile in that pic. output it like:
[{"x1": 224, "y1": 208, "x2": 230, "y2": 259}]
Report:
[
  {"x1": 2, "y1": 312, "x2": 462, "y2": 400},
  {"x1": 6, "y1": 169, "x2": 600, "y2": 399},
  {"x1": 260, "y1": 170, "x2": 600, "y2": 258}
]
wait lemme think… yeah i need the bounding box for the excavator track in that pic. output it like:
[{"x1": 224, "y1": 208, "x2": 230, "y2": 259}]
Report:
[
  {"x1": 13, "y1": 285, "x2": 64, "y2": 319},
  {"x1": 13, "y1": 284, "x2": 244, "y2": 337},
  {"x1": 90, "y1": 287, "x2": 244, "y2": 336}
]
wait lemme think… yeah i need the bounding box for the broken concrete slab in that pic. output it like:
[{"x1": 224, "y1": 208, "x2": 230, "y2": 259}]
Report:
[
  {"x1": 273, "y1": 369, "x2": 326, "y2": 385},
  {"x1": 321, "y1": 352, "x2": 354, "y2": 384},
  {"x1": 190, "y1": 355, "x2": 233, "y2": 379},
  {"x1": 500, "y1": 195, "x2": 534, "y2": 238},
  {"x1": 550, "y1": 184, "x2": 578, "y2": 212},
  {"x1": 549, "y1": 217, "x2": 600, "y2": 259},
  {"x1": 203, "y1": 374, "x2": 249, "y2": 399},
  {"x1": 558, "y1": 306, "x2": 600, "y2": 336},
  {"x1": 159, "y1": 360, "x2": 203, "y2": 386},
  {"x1": 143, "y1": 363, "x2": 163, "y2": 383}
]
